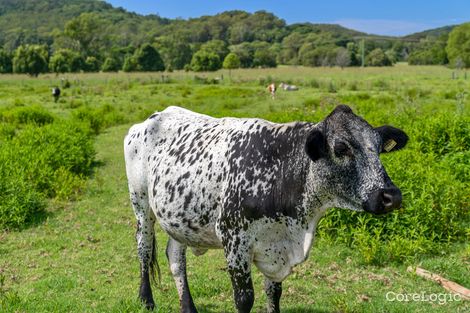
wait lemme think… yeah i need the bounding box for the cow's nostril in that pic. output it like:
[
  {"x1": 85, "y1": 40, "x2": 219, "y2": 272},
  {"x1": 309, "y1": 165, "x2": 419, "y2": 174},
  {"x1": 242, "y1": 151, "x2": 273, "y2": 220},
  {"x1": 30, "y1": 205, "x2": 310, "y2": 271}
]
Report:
[
  {"x1": 381, "y1": 188, "x2": 402, "y2": 210},
  {"x1": 382, "y1": 192, "x2": 393, "y2": 207}
]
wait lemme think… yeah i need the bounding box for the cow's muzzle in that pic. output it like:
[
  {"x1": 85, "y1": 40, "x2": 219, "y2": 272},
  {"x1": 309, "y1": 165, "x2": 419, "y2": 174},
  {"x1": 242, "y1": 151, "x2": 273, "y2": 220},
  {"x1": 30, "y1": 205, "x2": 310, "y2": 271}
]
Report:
[{"x1": 363, "y1": 187, "x2": 402, "y2": 215}]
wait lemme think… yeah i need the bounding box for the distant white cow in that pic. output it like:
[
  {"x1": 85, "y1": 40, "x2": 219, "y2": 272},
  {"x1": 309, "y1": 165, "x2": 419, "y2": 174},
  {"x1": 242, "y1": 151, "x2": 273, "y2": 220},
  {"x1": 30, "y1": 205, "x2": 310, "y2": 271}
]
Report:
[
  {"x1": 279, "y1": 82, "x2": 299, "y2": 91},
  {"x1": 267, "y1": 83, "x2": 276, "y2": 99}
]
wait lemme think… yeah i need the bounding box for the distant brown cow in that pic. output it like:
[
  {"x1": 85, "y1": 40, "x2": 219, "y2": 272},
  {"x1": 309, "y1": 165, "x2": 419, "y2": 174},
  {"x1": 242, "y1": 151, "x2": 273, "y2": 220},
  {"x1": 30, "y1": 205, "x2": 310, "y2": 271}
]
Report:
[{"x1": 267, "y1": 83, "x2": 276, "y2": 99}]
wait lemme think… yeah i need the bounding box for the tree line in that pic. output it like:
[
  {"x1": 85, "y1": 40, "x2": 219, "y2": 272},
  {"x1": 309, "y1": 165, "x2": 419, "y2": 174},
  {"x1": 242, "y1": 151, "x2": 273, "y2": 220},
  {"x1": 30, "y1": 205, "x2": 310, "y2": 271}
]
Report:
[{"x1": 0, "y1": 9, "x2": 468, "y2": 76}]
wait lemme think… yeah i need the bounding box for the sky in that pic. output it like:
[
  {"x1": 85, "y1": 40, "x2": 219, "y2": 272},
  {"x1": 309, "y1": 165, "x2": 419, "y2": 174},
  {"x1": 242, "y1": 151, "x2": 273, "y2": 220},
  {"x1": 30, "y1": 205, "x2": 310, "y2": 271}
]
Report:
[{"x1": 105, "y1": 0, "x2": 469, "y2": 36}]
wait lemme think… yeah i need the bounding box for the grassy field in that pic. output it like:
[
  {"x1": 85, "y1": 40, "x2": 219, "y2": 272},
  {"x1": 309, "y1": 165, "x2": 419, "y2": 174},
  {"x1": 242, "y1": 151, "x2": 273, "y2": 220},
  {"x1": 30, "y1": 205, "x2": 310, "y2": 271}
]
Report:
[{"x1": 0, "y1": 64, "x2": 469, "y2": 312}]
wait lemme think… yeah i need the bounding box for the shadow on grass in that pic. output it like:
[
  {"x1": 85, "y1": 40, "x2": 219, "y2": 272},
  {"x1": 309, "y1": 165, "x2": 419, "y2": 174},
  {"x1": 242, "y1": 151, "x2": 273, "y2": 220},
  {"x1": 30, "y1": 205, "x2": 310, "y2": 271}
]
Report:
[
  {"x1": 197, "y1": 304, "x2": 227, "y2": 313},
  {"x1": 87, "y1": 159, "x2": 106, "y2": 178},
  {"x1": 1, "y1": 205, "x2": 55, "y2": 234},
  {"x1": 25, "y1": 207, "x2": 54, "y2": 229},
  {"x1": 195, "y1": 304, "x2": 332, "y2": 313},
  {"x1": 283, "y1": 307, "x2": 332, "y2": 313}
]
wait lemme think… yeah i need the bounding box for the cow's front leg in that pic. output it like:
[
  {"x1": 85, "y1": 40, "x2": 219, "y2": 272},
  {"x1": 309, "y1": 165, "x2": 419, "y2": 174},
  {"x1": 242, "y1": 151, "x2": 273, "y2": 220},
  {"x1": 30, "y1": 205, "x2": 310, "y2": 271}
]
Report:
[
  {"x1": 166, "y1": 238, "x2": 198, "y2": 313},
  {"x1": 264, "y1": 278, "x2": 282, "y2": 313},
  {"x1": 224, "y1": 238, "x2": 254, "y2": 313}
]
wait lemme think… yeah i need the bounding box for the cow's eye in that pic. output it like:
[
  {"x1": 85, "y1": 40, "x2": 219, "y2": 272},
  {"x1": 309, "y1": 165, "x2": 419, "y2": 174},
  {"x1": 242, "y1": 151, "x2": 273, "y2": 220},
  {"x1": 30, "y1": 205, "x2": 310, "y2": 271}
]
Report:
[{"x1": 334, "y1": 142, "x2": 350, "y2": 157}]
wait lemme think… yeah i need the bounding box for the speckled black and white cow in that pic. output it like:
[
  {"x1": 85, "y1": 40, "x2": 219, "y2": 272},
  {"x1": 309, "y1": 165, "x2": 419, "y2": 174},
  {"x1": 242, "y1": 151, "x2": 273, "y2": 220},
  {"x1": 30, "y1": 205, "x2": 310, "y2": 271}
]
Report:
[{"x1": 124, "y1": 105, "x2": 408, "y2": 313}]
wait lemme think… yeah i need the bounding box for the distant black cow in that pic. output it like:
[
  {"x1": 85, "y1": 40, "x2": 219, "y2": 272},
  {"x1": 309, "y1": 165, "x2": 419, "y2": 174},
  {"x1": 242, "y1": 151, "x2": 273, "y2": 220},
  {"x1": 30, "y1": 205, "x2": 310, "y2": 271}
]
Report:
[
  {"x1": 52, "y1": 87, "x2": 61, "y2": 103},
  {"x1": 124, "y1": 105, "x2": 408, "y2": 312}
]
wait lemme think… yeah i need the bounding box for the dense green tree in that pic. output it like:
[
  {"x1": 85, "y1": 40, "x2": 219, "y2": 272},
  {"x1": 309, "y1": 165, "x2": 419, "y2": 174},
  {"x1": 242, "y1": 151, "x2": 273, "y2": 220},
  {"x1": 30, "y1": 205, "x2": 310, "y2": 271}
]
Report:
[
  {"x1": 49, "y1": 49, "x2": 84, "y2": 73},
  {"x1": 391, "y1": 41, "x2": 408, "y2": 62},
  {"x1": 279, "y1": 32, "x2": 304, "y2": 64},
  {"x1": 101, "y1": 56, "x2": 121, "y2": 72},
  {"x1": 0, "y1": 49, "x2": 13, "y2": 73},
  {"x1": 155, "y1": 36, "x2": 192, "y2": 70},
  {"x1": 229, "y1": 43, "x2": 254, "y2": 68},
  {"x1": 63, "y1": 12, "x2": 108, "y2": 56},
  {"x1": 346, "y1": 42, "x2": 360, "y2": 66},
  {"x1": 223, "y1": 52, "x2": 240, "y2": 75},
  {"x1": 199, "y1": 40, "x2": 229, "y2": 61},
  {"x1": 106, "y1": 45, "x2": 136, "y2": 69},
  {"x1": 366, "y1": 48, "x2": 392, "y2": 66},
  {"x1": 245, "y1": 11, "x2": 286, "y2": 42},
  {"x1": 49, "y1": 52, "x2": 68, "y2": 73},
  {"x1": 407, "y1": 35, "x2": 447, "y2": 66},
  {"x1": 190, "y1": 50, "x2": 221, "y2": 71},
  {"x1": 13, "y1": 44, "x2": 48, "y2": 76},
  {"x1": 122, "y1": 55, "x2": 138, "y2": 72},
  {"x1": 229, "y1": 21, "x2": 253, "y2": 44},
  {"x1": 253, "y1": 49, "x2": 276, "y2": 68},
  {"x1": 251, "y1": 41, "x2": 277, "y2": 67},
  {"x1": 408, "y1": 43, "x2": 447, "y2": 65},
  {"x1": 133, "y1": 44, "x2": 164, "y2": 71},
  {"x1": 446, "y1": 23, "x2": 470, "y2": 68},
  {"x1": 300, "y1": 44, "x2": 336, "y2": 67},
  {"x1": 84, "y1": 56, "x2": 100, "y2": 72}
]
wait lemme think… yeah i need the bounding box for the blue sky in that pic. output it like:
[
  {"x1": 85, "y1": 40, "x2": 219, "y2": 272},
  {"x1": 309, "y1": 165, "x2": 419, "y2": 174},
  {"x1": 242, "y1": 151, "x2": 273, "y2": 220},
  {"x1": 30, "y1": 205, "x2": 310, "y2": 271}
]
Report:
[{"x1": 106, "y1": 0, "x2": 468, "y2": 36}]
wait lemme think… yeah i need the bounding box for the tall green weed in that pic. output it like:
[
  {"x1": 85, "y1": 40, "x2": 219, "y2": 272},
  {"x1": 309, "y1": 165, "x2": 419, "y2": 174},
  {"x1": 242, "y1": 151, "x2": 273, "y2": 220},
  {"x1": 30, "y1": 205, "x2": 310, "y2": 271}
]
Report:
[{"x1": 0, "y1": 110, "x2": 96, "y2": 230}]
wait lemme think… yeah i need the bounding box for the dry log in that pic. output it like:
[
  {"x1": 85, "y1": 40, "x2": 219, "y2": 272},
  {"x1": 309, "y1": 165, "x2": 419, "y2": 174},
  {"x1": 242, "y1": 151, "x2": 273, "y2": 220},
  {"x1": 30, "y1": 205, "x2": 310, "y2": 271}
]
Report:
[{"x1": 407, "y1": 266, "x2": 470, "y2": 300}]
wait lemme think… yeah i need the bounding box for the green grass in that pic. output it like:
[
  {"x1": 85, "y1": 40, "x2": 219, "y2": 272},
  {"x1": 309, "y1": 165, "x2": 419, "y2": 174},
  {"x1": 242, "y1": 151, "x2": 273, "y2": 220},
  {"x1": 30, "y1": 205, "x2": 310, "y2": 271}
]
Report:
[{"x1": 0, "y1": 65, "x2": 469, "y2": 312}]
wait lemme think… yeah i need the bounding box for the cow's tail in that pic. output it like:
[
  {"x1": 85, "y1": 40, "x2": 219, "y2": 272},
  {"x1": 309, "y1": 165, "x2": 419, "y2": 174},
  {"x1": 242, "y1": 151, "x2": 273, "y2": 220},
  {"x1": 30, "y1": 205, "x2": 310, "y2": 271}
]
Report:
[{"x1": 149, "y1": 232, "x2": 161, "y2": 286}]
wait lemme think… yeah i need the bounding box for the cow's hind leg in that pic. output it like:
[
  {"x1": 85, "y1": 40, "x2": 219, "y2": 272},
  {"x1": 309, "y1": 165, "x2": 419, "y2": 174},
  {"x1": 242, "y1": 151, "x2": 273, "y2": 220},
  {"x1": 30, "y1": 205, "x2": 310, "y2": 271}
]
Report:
[
  {"x1": 132, "y1": 191, "x2": 158, "y2": 310},
  {"x1": 264, "y1": 278, "x2": 282, "y2": 313},
  {"x1": 166, "y1": 238, "x2": 198, "y2": 313}
]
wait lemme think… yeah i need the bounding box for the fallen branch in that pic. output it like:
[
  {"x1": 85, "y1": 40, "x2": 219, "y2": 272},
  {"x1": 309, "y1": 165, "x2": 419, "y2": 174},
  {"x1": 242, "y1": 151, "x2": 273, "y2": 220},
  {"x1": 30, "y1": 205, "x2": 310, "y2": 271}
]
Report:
[{"x1": 407, "y1": 266, "x2": 470, "y2": 300}]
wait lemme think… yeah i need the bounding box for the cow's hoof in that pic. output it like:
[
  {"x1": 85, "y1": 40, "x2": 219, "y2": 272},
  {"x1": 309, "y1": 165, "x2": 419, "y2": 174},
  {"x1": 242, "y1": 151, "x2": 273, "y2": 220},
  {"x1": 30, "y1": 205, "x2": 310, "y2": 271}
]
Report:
[
  {"x1": 144, "y1": 301, "x2": 155, "y2": 311},
  {"x1": 140, "y1": 298, "x2": 155, "y2": 311},
  {"x1": 181, "y1": 302, "x2": 198, "y2": 313}
]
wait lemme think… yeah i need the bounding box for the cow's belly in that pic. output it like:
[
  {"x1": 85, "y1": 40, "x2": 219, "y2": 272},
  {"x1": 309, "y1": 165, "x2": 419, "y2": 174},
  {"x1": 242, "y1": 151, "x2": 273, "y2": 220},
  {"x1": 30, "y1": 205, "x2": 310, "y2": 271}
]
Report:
[
  {"x1": 151, "y1": 193, "x2": 224, "y2": 249},
  {"x1": 159, "y1": 219, "x2": 223, "y2": 249},
  {"x1": 251, "y1": 216, "x2": 320, "y2": 282}
]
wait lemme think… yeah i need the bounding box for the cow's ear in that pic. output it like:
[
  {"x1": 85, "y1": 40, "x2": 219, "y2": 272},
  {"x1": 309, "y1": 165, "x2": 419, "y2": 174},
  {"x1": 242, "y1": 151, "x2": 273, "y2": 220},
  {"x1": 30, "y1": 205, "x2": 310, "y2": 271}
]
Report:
[
  {"x1": 305, "y1": 129, "x2": 326, "y2": 161},
  {"x1": 375, "y1": 126, "x2": 409, "y2": 153}
]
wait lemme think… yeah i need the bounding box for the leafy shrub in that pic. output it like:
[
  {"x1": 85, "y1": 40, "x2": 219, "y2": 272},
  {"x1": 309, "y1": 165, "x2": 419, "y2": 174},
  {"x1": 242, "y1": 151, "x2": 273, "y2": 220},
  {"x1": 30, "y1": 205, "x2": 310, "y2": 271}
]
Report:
[
  {"x1": 49, "y1": 49, "x2": 84, "y2": 73},
  {"x1": 190, "y1": 50, "x2": 221, "y2": 72},
  {"x1": 72, "y1": 104, "x2": 126, "y2": 135},
  {"x1": 308, "y1": 78, "x2": 320, "y2": 88},
  {"x1": 101, "y1": 57, "x2": 121, "y2": 72},
  {"x1": 0, "y1": 114, "x2": 96, "y2": 230},
  {"x1": 0, "y1": 123, "x2": 16, "y2": 140},
  {"x1": 12, "y1": 44, "x2": 49, "y2": 76},
  {"x1": 327, "y1": 80, "x2": 337, "y2": 93},
  {"x1": 415, "y1": 115, "x2": 469, "y2": 156},
  {"x1": 1, "y1": 121, "x2": 95, "y2": 195},
  {"x1": 365, "y1": 48, "x2": 392, "y2": 66},
  {"x1": 0, "y1": 105, "x2": 54, "y2": 125},
  {"x1": 0, "y1": 178, "x2": 45, "y2": 230}
]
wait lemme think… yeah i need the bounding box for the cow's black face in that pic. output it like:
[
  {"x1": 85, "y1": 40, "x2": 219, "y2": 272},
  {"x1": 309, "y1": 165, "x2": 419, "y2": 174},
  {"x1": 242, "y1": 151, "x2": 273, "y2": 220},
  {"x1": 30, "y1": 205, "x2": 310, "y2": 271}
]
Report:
[{"x1": 305, "y1": 105, "x2": 408, "y2": 215}]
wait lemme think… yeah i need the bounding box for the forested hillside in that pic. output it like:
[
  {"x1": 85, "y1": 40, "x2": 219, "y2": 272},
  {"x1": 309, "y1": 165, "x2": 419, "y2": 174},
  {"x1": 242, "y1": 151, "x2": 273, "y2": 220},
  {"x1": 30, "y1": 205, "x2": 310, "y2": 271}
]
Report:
[{"x1": 0, "y1": 0, "x2": 467, "y2": 75}]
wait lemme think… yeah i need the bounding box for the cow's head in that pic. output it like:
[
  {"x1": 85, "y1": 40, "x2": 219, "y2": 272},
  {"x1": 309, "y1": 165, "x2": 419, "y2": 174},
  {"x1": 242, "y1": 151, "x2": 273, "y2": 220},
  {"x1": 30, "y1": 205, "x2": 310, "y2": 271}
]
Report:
[{"x1": 305, "y1": 105, "x2": 408, "y2": 215}]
